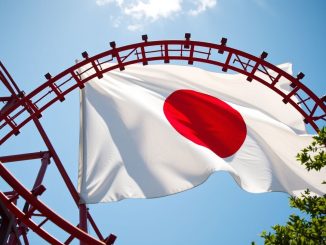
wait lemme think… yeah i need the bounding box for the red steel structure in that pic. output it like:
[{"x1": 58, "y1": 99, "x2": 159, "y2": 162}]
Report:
[{"x1": 0, "y1": 34, "x2": 325, "y2": 244}]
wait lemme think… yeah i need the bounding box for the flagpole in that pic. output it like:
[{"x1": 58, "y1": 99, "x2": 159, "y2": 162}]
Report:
[{"x1": 79, "y1": 203, "x2": 88, "y2": 245}]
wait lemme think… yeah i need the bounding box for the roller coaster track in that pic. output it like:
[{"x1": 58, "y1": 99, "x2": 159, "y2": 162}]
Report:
[{"x1": 0, "y1": 34, "x2": 325, "y2": 244}]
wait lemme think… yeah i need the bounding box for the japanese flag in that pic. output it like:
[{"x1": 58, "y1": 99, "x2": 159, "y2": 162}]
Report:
[{"x1": 78, "y1": 63, "x2": 325, "y2": 203}]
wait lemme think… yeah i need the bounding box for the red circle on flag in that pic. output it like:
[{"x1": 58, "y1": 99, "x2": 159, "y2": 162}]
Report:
[{"x1": 163, "y1": 89, "x2": 247, "y2": 158}]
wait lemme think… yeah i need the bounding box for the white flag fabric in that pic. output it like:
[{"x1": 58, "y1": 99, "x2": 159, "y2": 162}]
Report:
[{"x1": 78, "y1": 63, "x2": 325, "y2": 203}]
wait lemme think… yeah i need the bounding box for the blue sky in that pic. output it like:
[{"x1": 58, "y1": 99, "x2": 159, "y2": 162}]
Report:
[{"x1": 0, "y1": 0, "x2": 325, "y2": 244}]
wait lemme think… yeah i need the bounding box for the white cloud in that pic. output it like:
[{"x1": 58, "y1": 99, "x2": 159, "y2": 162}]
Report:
[
  {"x1": 189, "y1": 0, "x2": 216, "y2": 16},
  {"x1": 127, "y1": 24, "x2": 143, "y2": 31},
  {"x1": 124, "y1": 0, "x2": 182, "y2": 22},
  {"x1": 110, "y1": 16, "x2": 122, "y2": 28},
  {"x1": 96, "y1": 0, "x2": 218, "y2": 31},
  {"x1": 96, "y1": 0, "x2": 124, "y2": 7},
  {"x1": 96, "y1": 0, "x2": 114, "y2": 6}
]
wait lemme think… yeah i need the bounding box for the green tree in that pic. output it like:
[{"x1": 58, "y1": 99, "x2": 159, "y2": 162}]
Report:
[{"x1": 253, "y1": 127, "x2": 326, "y2": 245}]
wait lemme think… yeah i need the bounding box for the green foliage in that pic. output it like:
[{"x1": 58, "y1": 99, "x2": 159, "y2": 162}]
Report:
[
  {"x1": 297, "y1": 127, "x2": 326, "y2": 171},
  {"x1": 260, "y1": 213, "x2": 325, "y2": 244},
  {"x1": 253, "y1": 127, "x2": 326, "y2": 245},
  {"x1": 290, "y1": 190, "x2": 325, "y2": 218},
  {"x1": 259, "y1": 197, "x2": 326, "y2": 245}
]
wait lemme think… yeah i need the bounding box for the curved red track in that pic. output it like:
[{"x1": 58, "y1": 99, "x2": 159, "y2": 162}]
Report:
[{"x1": 0, "y1": 35, "x2": 325, "y2": 244}]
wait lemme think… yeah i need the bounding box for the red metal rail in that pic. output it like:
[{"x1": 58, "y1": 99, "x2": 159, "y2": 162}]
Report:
[
  {"x1": 1, "y1": 37, "x2": 325, "y2": 145},
  {"x1": 0, "y1": 34, "x2": 325, "y2": 244}
]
